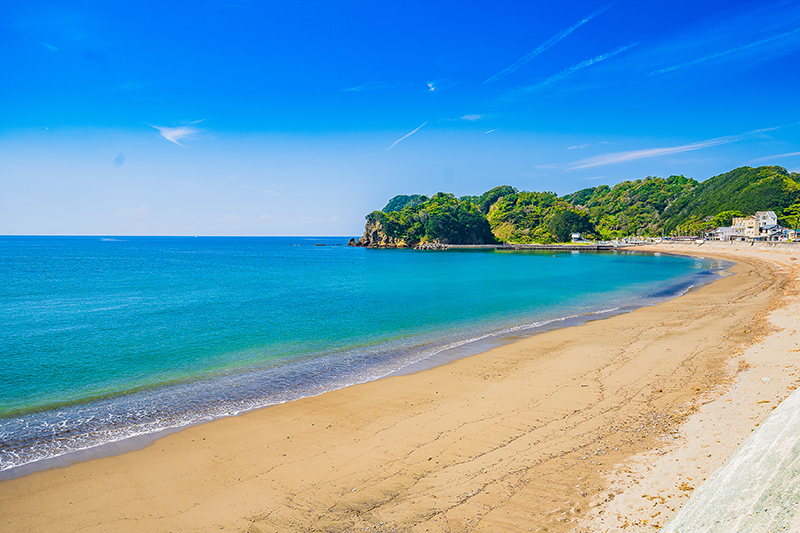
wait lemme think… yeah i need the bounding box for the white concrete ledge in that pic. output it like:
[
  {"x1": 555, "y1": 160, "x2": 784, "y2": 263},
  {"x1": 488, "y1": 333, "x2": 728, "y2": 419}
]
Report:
[{"x1": 662, "y1": 387, "x2": 800, "y2": 532}]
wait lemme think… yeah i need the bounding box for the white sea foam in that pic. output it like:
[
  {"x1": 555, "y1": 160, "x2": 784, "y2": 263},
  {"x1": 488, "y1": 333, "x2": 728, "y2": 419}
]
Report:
[{"x1": 0, "y1": 239, "x2": 732, "y2": 477}]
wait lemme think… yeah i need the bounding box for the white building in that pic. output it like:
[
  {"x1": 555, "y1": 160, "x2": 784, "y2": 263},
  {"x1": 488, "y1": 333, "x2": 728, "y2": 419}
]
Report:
[
  {"x1": 757, "y1": 211, "x2": 779, "y2": 226},
  {"x1": 717, "y1": 211, "x2": 782, "y2": 241},
  {"x1": 760, "y1": 224, "x2": 783, "y2": 241},
  {"x1": 707, "y1": 226, "x2": 740, "y2": 241},
  {"x1": 731, "y1": 216, "x2": 759, "y2": 240}
]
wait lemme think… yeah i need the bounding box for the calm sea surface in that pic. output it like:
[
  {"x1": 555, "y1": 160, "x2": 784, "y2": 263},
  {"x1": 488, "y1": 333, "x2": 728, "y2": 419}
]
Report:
[{"x1": 0, "y1": 236, "x2": 728, "y2": 473}]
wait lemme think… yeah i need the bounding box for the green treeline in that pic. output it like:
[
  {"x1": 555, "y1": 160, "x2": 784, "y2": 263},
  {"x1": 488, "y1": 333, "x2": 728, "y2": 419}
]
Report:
[
  {"x1": 368, "y1": 192, "x2": 496, "y2": 245},
  {"x1": 362, "y1": 166, "x2": 800, "y2": 245}
]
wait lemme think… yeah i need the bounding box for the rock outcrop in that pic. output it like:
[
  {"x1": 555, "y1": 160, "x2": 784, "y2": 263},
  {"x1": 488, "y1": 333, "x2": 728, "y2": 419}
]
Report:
[
  {"x1": 414, "y1": 242, "x2": 449, "y2": 250},
  {"x1": 348, "y1": 219, "x2": 410, "y2": 248},
  {"x1": 348, "y1": 215, "x2": 497, "y2": 248},
  {"x1": 349, "y1": 192, "x2": 500, "y2": 248}
]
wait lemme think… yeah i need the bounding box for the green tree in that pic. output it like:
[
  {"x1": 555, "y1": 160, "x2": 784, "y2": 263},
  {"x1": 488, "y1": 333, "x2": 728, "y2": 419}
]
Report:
[
  {"x1": 477, "y1": 185, "x2": 518, "y2": 213},
  {"x1": 359, "y1": 165, "x2": 800, "y2": 246},
  {"x1": 662, "y1": 166, "x2": 800, "y2": 231},
  {"x1": 709, "y1": 210, "x2": 744, "y2": 228},
  {"x1": 547, "y1": 209, "x2": 596, "y2": 242},
  {"x1": 781, "y1": 202, "x2": 800, "y2": 232},
  {"x1": 565, "y1": 175, "x2": 699, "y2": 238},
  {"x1": 368, "y1": 193, "x2": 496, "y2": 245},
  {"x1": 382, "y1": 194, "x2": 428, "y2": 213}
]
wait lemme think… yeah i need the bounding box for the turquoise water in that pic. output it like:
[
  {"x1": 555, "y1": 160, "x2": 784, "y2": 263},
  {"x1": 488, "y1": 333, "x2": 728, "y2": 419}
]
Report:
[{"x1": 0, "y1": 236, "x2": 727, "y2": 472}]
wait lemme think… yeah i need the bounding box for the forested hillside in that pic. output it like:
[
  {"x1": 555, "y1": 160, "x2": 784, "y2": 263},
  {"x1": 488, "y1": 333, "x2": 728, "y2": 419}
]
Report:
[
  {"x1": 660, "y1": 166, "x2": 800, "y2": 232},
  {"x1": 362, "y1": 193, "x2": 496, "y2": 246},
  {"x1": 564, "y1": 175, "x2": 698, "y2": 238},
  {"x1": 352, "y1": 166, "x2": 800, "y2": 246}
]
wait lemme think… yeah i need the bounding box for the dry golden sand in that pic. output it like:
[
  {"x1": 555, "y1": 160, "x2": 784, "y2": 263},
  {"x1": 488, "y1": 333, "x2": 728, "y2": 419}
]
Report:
[
  {"x1": 1, "y1": 243, "x2": 797, "y2": 533},
  {"x1": 575, "y1": 242, "x2": 800, "y2": 532}
]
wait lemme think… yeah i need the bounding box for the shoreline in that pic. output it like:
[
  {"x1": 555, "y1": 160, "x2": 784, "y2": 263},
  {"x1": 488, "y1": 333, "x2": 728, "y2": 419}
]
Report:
[
  {"x1": 0, "y1": 250, "x2": 721, "y2": 480},
  {"x1": 577, "y1": 241, "x2": 800, "y2": 532},
  {"x1": 0, "y1": 306, "x2": 642, "y2": 483},
  {"x1": 0, "y1": 244, "x2": 795, "y2": 532}
]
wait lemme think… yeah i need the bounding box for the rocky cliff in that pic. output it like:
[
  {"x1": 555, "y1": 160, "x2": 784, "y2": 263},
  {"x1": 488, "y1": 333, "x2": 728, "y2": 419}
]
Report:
[
  {"x1": 348, "y1": 219, "x2": 410, "y2": 248},
  {"x1": 348, "y1": 219, "x2": 497, "y2": 248}
]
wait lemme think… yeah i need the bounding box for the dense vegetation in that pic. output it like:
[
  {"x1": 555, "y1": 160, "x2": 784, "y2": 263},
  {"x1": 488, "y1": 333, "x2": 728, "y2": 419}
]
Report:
[
  {"x1": 368, "y1": 192, "x2": 496, "y2": 245},
  {"x1": 659, "y1": 166, "x2": 800, "y2": 233},
  {"x1": 481, "y1": 188, "x2": 598, "y2": 243},
  {"x1": 565, "y1": 175, "x2": 698, "y2": 238},
  {"x1": 382, "y1": 194, "x2": 429, "y2": 213},
  {"x1": 360, "y1": 166, "x2": 800, "y2": 245}
]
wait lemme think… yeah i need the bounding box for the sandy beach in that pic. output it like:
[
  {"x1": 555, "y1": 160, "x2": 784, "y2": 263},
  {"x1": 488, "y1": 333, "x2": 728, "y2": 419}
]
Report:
[
  {"x1": 1, "y1": 242, "x2": 798, "y2": 533},
  {"x1": 578, "y1": 242, "x2": 800, "y2": 532}
]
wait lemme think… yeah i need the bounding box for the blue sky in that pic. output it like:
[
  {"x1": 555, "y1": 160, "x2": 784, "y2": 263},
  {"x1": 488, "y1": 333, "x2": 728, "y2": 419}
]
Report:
[{"x1": 3, "y1": 0, "x2": 800, "y2": 236}]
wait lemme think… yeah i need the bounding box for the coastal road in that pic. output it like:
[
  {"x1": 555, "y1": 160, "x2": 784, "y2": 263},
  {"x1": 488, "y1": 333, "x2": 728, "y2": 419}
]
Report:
[{"x1": 661, "y1": 385, "x2": 800, "y2": 532}]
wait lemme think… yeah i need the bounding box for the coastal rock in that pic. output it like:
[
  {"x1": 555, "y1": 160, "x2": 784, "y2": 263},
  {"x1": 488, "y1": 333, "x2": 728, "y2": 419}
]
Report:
[
  {"x1": 350, "y1": 217, "x2": 496, "y2": 248},
  {"x1": 415, "y1": 242, "x2": 449, "y2": 250},
  {"x1": 349, "y1": 218, "x2": 410, "y2": 248},
  {"x1": 351, "y1": 193, "x2": 499, "y2": 248}
]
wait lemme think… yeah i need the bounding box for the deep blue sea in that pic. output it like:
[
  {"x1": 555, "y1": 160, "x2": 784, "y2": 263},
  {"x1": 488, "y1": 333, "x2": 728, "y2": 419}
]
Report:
[{"x1": 0, "y1": 236, "x2": 728, "y2": 474}]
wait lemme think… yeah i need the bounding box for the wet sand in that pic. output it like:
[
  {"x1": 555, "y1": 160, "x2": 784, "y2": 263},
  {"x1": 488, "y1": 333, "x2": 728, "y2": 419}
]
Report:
[{"x1": 0, "y1": 243, "x2": 796, "y2": 533}]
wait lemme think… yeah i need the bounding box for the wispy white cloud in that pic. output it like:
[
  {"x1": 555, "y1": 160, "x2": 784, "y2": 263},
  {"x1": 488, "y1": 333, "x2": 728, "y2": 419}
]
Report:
[
  {"x1": 485, "y1": 128, "x2": 498, "y2": 134},
  {"x1": 748, "y1": 151, "x2": 800, "y2": 163},
  {"x1": 581, "y1": 175, "x2": 607, "y2": 181},
  {"x1": 386, "y1": 121, "x2": 428, "y2": 151},
  {"x1": 224, "y1": 214, "x2": 240, "y2": 221},
  {"x1": 343, "y1": 81, "x2": 396, "y2": 92},
  {"x1": 651, "y1": 27, "x2": 800, "y2": 75},
  {"x1": 484, "y1": 4, "x2": 613, "y2": 84},
  {"x1": 568, "y1": 141, "x2": 611, "y2": 150},
  {"x1": 567, "y1": 135, "x2": 739, "y2": 170},
  {"x1": 149, "y1": 122, "x2": 203, "y2": 146},
  {"x1": 610, "y1": 2, "x2": 800, "y2": 83},
  {"x1": 461, "y1": 114, "x2": 484, "y2": 121},
  {"x1": 518, "y1": 42, "x2": 637, "y2": 94},
  {"x1": 42, "y1": 42, "x2": 59, "y2": 52},
  {"x1": 426, "y1": 79, "x2": 457, "y2": 92}
]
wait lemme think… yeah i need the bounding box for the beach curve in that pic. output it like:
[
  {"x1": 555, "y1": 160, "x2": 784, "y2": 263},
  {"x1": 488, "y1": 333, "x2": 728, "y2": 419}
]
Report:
[
  {"x1": 577, "y1": 241, "x2": 800, "y2": 532},
  {"x1": 0, "y1": 243, "x2": 796, "y2": 533}
]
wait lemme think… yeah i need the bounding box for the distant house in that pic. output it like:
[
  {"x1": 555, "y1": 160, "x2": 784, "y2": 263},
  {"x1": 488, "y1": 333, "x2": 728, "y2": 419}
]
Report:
[
  {"x1": 732, "y1": 216, "x2": 760, "y2": 239},
  {"x1": 571, "y1": 232, "x2": 582, "y2": 242},
  {"x1": 716, "y1": 211, "x2": 782, "y2": 241},
  {"x1": 757, "y1": 211, "x2": 779, "y2": 226},
  {"x1": 760, "y1": 224, "x2": 783, "y2": 241},
  {"x1": 703, "y1": 210, "x2": 789, "y2": 242},
  {"x1": 707, "y1": 226, "x2": 738, "y2": 241}
]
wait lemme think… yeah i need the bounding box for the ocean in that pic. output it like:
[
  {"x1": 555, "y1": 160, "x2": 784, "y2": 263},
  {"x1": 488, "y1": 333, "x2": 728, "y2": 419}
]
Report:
[{"x1": 0, "y1": 236, "x2": 728, "y2": 475}]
